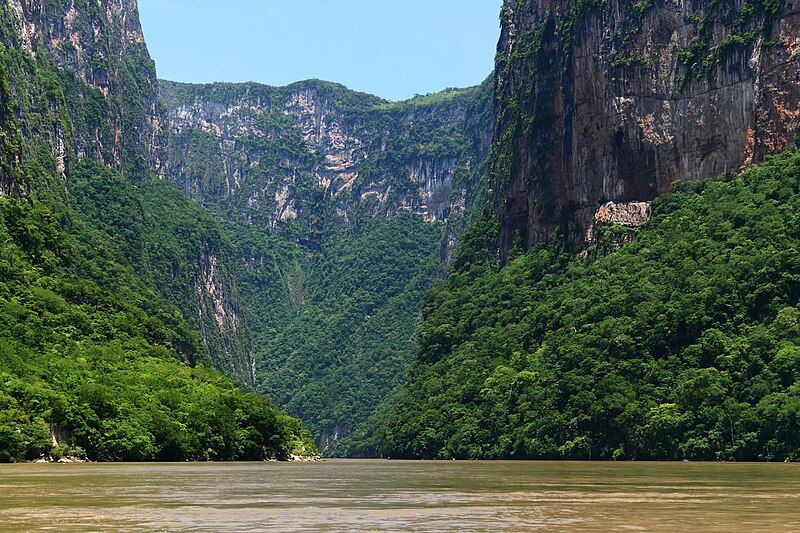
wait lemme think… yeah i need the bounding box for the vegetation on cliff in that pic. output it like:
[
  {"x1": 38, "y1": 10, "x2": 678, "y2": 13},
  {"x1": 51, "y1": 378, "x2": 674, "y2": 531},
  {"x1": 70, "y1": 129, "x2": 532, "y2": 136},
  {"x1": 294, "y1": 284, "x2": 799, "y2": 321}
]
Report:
[
  {"x1": 382, "y1": 149, "x2": 800, "y2": 461},
  {"x1": 0, "y1": 1, "x2": 313, "y2": 462},
  {"x1": 236, "y1": 214, "x2": 445, "y2": 455},
  {"x1": 0, "y1": 193, "x2": 314, "y2": 462},
  {"x1": 160, "y1": 78, "x2": 491, "y2": 228},
  {"x1": 161, "y1": 78, "x2": 493, "y2": 453},
  {"x1": 7, "y1": 0, "x2": 798, "y2": 465}
]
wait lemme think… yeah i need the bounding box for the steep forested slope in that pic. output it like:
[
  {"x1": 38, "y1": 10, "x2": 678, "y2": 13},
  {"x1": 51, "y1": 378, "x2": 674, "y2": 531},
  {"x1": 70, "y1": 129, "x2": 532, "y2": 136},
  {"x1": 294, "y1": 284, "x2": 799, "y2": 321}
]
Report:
[
  {"x1": 0, "y1": 0, "x2": 312, "y2": 461},
  {"x1": 160, "y1": 78, "x2": 494, "y2": 453},
  {"x1": 383, "y1": 149, "x2": 800, "y2": 461},
  {"x1": 235, "y1": 215, "x2": 444, "y2": 456},
  {"x1": 378, "y1": 0, "x2": 800, "y2": 461},
  {"x1": 0, "y1": 196, "x2": 311, "y2": 461},
  {"x1": 0, "y1": 0, "x2": 255, "y2": 382}
]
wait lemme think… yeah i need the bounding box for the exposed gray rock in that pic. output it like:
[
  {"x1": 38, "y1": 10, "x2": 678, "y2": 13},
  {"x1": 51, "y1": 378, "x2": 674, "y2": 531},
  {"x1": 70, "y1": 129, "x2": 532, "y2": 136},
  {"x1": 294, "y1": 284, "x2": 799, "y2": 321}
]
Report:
[{"x1": 161, "y1": 80, "x2": 492, "y2": 230}]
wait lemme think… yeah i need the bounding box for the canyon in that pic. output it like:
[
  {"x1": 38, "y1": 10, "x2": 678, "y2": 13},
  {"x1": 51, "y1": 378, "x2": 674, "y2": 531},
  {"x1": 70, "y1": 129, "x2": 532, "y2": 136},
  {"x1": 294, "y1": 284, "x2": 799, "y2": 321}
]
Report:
[
  {"x1": 159, "y1": 78, "x2": 493, "y2": 452},
  {"x1": 0, "y1": 0, "x2": 798, "y2": 462}
]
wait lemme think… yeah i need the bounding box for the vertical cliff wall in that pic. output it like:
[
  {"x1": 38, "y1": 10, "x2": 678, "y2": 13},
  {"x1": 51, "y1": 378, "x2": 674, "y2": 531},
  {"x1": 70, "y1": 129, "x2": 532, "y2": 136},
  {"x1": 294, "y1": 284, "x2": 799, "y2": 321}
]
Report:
[
  {"x1": 493, "y1": 0, "x2": 800, "y2": 255},
  {"x1": 4, "y1": 0, "x2": 165, "y2": 180}
]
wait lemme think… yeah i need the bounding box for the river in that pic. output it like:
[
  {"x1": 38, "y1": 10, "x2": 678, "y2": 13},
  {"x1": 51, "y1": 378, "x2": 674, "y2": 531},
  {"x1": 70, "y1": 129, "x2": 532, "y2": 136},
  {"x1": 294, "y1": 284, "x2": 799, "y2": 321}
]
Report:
[{"x1": 0, "y1": 460, "x2": 797, "y2": 531}]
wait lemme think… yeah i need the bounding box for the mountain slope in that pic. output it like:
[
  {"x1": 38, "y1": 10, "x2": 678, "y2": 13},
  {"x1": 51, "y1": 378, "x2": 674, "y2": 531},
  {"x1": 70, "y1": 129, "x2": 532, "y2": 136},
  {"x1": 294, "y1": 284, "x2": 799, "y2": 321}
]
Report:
[
  {"x1": 381, "y1": 0, "x2": 800, "y2": 460},
  {"x1": 0, "y1": 0, "x2": 312, "y2": 460},
  {"x1": 0, "y1": 0, "x2": 253, "y2": 382},
  {"x1": 160, "y1": 78, "x2": 494, "y2": 453},
  {"x1": 161, "y1": 78, "x2": 492, "y2": 232},
  {"x1": 383, "y1": 149, "x2": 800, "y2": 461},
  {"x1": 0, "y1": 195, "x2": 311, "y2": 461}
]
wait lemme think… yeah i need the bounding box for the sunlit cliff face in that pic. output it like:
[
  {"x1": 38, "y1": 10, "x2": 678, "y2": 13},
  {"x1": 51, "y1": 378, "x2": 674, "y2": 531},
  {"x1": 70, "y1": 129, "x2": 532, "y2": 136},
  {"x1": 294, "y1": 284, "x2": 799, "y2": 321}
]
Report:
[{"x1": 162, "y1": 81, "x2": 491, "y2": 230}]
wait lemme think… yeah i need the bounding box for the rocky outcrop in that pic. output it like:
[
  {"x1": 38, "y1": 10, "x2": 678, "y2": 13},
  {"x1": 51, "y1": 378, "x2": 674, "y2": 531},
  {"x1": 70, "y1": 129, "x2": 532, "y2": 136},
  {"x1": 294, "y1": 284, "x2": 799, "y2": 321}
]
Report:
[
  {"x1": 196, "y1": 245, "x2": 254, "y2": 384},
  {"x1": 594, "y1": 200, "x2": 651, "y2": 227},
  {"x1": 161, "y1": 79, "x2": 492, "y2": 232},
  {"x1": 318, "y1": 425, "x2": 350, "y2": 452},
  {"x1": 585, "y1": 200, "x2": 652, "y2": 246},
  {"x1": 493, "y1": 0, "x2": 800, "y2": 256}
]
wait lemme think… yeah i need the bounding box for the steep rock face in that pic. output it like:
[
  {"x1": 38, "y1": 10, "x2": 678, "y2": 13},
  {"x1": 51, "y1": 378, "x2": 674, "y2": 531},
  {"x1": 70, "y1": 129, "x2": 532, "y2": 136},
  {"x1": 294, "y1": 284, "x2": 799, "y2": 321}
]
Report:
[
  {"x1": 3, "y1": 0, "x2": 165, "y2": 180},
  {"x1": 493, "y1": 0, "x2": 800, "y2": 255},
  {"x1": 585, "y1": 200, "x2": 652, "y2": 247},
  {"x1": 161, "y1": 79, "x2": 492, "y2": 232},
  {"x1": 195, "y1": 245, "x2": 253, "y2": 382}
]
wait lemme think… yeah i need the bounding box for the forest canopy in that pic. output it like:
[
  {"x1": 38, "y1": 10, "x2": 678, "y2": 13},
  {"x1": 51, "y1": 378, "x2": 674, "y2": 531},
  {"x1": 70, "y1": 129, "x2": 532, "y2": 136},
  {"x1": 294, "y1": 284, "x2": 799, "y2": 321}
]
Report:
[{"x1": 380, "y1": 149, "x2": 800, "y2": 461}]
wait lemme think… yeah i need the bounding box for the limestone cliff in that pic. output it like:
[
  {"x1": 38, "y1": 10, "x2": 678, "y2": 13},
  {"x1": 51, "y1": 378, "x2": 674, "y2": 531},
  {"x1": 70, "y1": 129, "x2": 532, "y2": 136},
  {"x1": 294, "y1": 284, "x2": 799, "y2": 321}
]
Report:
[
  {"x1": 160, "y1": 79, "x2": 492, "y2": 234},
  {"x1": 493, "y1": 0, "x2": 800, "y2": 255},
  {"x1": 3, "y1": 0, "x2": 165, "y2": 180},
  {"x1": 195, "y1": 244, "x2": 253, "y2": 382}
]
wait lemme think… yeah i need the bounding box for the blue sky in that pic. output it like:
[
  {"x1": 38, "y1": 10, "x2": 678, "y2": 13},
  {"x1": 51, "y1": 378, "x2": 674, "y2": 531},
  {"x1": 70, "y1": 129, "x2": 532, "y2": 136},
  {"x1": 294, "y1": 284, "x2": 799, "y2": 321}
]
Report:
[{"x1": 137, "y1": 0, "x2": 502, "y2": 101}]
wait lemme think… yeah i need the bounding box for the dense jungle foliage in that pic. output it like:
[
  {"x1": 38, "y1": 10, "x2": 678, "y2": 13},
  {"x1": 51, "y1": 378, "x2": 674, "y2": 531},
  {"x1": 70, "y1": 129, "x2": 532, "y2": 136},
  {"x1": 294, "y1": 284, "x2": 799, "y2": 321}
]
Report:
[
  {"x1": 68, "y1": 160, "x2": 252, "y2": 379},
  {"x1": 0, "y1": 1, "x2": 313, "y2": 462},
  {"x1": 381, "y1": 149, "x2": 800, "y2": 461},
  {"x1": 0, "y1": 190, "x2": 314, "y2": 462},
  {"x1": 233, "y1": 214, "x2": 445, "y2": 455}
]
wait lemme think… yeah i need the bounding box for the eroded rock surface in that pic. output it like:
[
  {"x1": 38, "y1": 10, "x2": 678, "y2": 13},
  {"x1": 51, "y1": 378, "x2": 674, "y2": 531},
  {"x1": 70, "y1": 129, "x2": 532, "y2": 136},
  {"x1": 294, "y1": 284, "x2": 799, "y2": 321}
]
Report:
[
  {"x1": 493, "y1": 0, "x2": 800, "y2": 256},
  {"x1": 161, "y1": 79, "x2": 492, "y2": 230},
  {"x1": 594, "y1": 201, "x2": 652, "y2": 227},
  {"x1": 586, "y1": 200, "x2": 652, "y2": 246},
  {"x1": 4, "y1": 0, "x2": 165, "y2": 179}
]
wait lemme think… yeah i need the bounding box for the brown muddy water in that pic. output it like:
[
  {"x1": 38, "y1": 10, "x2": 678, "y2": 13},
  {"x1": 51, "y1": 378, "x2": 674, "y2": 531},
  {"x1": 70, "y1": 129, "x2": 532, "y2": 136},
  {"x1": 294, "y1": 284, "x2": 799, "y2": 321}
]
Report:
[{"x1": 0, "y1": 460, "x2": 798, "y2": 531}]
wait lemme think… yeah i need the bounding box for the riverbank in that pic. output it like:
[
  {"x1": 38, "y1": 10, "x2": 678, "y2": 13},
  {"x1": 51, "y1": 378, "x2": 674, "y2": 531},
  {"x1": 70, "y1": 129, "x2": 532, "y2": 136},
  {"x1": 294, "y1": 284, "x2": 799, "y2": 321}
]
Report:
[{"x1": 24, "y1": 454, "x2": 322, "y2": 464}]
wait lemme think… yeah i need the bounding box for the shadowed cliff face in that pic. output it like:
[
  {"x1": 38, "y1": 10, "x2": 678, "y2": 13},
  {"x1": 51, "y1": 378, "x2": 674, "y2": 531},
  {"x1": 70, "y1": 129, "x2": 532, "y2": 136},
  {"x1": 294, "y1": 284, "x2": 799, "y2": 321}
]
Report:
[{"x1": 493, "y1": 0, "x2": 800, "y2": 256}]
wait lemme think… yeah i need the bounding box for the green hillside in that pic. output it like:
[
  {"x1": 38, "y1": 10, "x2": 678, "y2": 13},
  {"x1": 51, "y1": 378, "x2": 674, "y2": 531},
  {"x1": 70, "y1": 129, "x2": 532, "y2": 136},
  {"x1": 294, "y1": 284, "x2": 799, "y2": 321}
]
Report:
[
  {"x1": 0, "y1": 1, "x2": 313, "y2": 462},
  {"x1": 382, "y1": 149, "x2": 800, "y2": 461}
]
